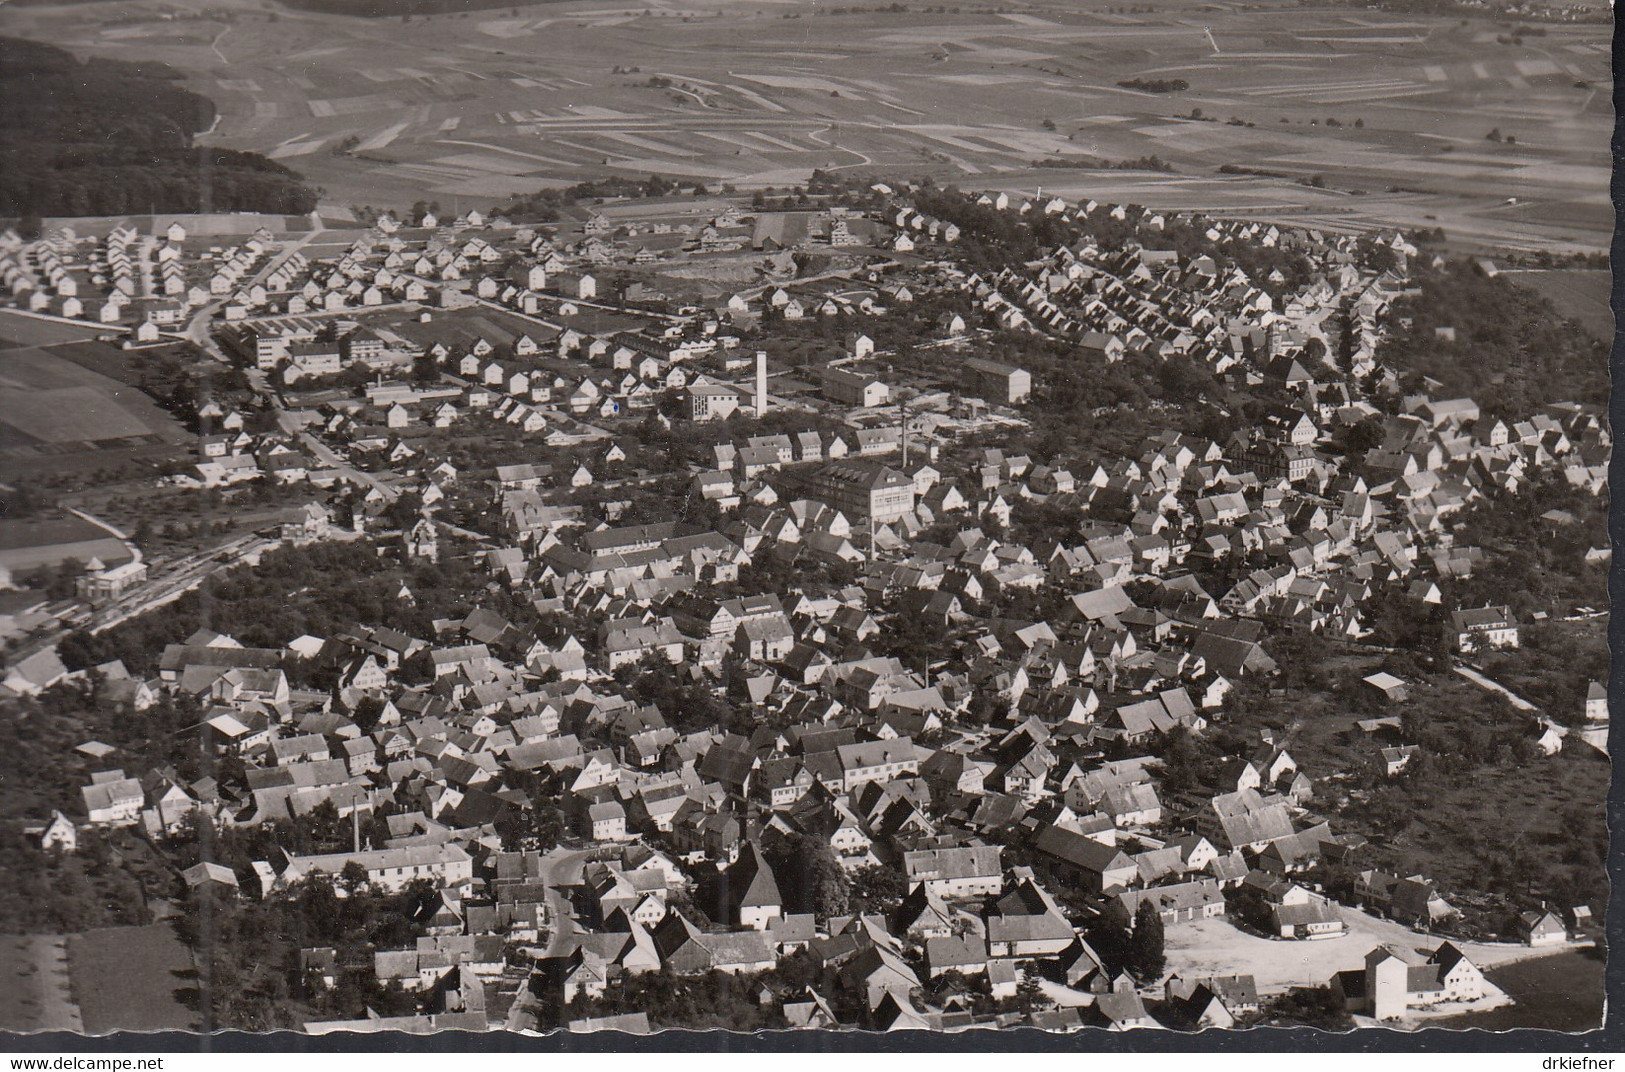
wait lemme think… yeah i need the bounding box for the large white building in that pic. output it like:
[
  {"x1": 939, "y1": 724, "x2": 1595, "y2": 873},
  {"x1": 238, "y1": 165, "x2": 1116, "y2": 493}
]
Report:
[{"x1": 280, "y1": 843, "x2": 474, "y2": 893}]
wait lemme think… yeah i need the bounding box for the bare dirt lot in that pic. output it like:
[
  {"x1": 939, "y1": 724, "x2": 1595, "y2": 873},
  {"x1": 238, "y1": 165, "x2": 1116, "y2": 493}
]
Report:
[{"x1": 1162, "y1": 909, "x2": 1591, "y2": 997}]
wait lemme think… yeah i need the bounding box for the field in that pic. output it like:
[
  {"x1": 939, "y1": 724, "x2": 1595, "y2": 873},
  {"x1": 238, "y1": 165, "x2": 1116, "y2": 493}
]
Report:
[
  {"x1": 1, "y1": 0, "x2": 1610, "y2": 252},
  {"x1": 67, "y1": 924, "x2": 200, "y2": 1034},
  {"x1": 1502, "y1": 268, "x2": 1613, "y2": 341},
  {"x1": 0, "y1": 514, "x2": 133, "y2": 575},
  {"x1": 0, "y1": 312, "x2": 192, "y2": 479},
  {"x1": 1433, "y1": 946, "x2": 1606, "y2": 1031}
]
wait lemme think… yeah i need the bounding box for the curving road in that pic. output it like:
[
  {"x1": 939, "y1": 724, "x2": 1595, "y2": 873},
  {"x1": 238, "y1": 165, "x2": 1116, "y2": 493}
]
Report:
[
  {"x1": 537, "y1": 846, "x2": 594, "y2": 959},
  {"x1": 182, "y1": 221, "x2": 327, "y2": 360}
]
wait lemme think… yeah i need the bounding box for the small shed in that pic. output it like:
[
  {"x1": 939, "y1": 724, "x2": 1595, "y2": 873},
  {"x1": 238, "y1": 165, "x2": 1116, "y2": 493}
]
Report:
[
  {"x1": 1361, "y1": 672, "x2": 1409, "y2": 703},
  {"x1": 182, "y1": 862, "x2": 241, "y2": 893}
]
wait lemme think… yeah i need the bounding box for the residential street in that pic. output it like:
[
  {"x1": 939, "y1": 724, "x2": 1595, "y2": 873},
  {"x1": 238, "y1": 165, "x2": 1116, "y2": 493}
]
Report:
[
  {"x1": 1453, "y1": 664, "x2": 1538, "y2": 712},
  {"x1": 537, "y1": 846, "x2": 594, "y2": 959}
]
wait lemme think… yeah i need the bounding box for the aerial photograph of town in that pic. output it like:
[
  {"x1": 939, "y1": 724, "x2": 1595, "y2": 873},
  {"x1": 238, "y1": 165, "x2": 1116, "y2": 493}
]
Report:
[{"x1": 0, "y1": 0, "x2": 1613, "y2": 1047}]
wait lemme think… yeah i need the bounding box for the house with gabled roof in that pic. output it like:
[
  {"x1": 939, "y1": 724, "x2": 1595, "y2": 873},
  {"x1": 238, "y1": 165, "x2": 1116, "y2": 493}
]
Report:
[
  {"x1": 1033, "y1": 826, "x2": 1136, "y2": 893},
  {"x1": 985, "y1": 870, "x2": 1075, "y2": 958},
  {"x1": 716, "y1": 842, "x2": 784, "y2": 931},
  {"x1": 901, "y1": 844, "x2": 1003, "y2": 898}
]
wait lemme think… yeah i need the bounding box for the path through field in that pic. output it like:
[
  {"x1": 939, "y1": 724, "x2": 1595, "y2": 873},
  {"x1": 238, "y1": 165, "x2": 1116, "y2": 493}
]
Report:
[{"x1": 0, "y1": 934, "x2": 84, "y2": 1033}]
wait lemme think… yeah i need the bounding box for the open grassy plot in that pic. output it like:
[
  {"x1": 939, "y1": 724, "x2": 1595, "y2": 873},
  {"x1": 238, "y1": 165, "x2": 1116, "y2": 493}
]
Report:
[
  {"x1": 0, "y1": 348, "x2": 190, "y2": 477},
  {"x1": 1502, "y1": 268, "x2": 1613, "y2": 341},
  {"x1": 0, "y1": 515, "x2": 132, "y2": 574},
  {"x1": 362, "y1": 303, "x2": 571, "y2": 352},
  {"x1": 0, "y1": 342, "x2": 188, "y2": 443},
  {"x1": 0, "y1": 385, "x2": 156, "y2": 445},
  {"x1": 0, "y1": 315, "x2": 192, "y2": 479},
  {"x1": 2, "y1": 0, "x2": 1607, "y2": 250},
  {"x1": 68, "y1": 924, "x2": 200, "y2": 1033},
  {"x1": 1433, "y1": 947, "x2": 1606, "y2": 1031}
]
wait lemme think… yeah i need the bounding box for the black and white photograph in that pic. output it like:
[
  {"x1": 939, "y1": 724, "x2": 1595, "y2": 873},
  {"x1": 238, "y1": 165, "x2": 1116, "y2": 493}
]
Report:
[{"x1": 0, "y1": 0, "x2": 1613, "y2": 1048}]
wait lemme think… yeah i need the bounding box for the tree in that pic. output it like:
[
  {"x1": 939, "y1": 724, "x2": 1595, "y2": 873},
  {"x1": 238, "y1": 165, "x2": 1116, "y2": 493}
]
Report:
[
  {"x1": 803, "y1": 841, "x2": 850, "y2": 921},
  {"x1": 338, "y1": 861, "x2": 371, "y2": 896},
  {"x1": 1154, "y1": 725, "x2": 1210, "y2": 797},
  {"x1": 1127, "y1": 900, "x2": 1166, "y2": 980},
  {"x1": 1015, "y1": 969, "x2": 1047, "y2": 1014},
  {"x1": 772, "y1": 835, "x2": 849, "y2": 921},
  {"x1": 1262, "y1": 985, "x2": 1353, "y2": 1029},
  {"x1": 499, "y1": 801, "x2": 566, "y2": 852},
  {"x1": 848, "y1": 864, "x2": 907, "y2": 915}
]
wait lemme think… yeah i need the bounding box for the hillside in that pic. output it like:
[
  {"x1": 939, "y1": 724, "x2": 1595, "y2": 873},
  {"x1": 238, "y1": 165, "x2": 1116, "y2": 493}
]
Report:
[
  {"x1": 0, "y1": 36, "x2": 317, "y2": 219},
  {"x1": 280, "y1": 0, "x2": 561, "y2": 15}
]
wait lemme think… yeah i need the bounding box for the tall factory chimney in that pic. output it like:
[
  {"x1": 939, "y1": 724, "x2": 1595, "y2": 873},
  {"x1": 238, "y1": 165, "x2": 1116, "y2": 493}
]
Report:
[{"x1": 755, "y1": 350, "x2": 769, "y2": 418}]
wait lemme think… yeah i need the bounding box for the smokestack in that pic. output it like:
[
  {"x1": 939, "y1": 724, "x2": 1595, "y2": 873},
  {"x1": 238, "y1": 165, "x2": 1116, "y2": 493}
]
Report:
[
  {"x1": 900, "y1": 396, "x2": 909, "y2": 469},
  {"x1": 755, "y1": 350, "x2": 768, "y2": 418}
]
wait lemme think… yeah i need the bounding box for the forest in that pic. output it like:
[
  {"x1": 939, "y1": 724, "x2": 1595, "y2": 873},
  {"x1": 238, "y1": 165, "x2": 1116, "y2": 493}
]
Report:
[{"x1": 0, "y1": 36, "x2": 318, "y2": 218}]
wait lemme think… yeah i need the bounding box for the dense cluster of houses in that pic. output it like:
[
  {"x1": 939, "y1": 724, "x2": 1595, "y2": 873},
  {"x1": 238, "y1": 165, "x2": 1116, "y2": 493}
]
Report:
[
  {"x1": 9, "y1": 187, "x2": 1602, "y2": 1034},
  {"x1": 40, "y1": 577, "x2": 1516, "y2": 1032},
  {"x1": 0, "y1": 220, "x2": 287, "y2": 342},
  {"x1": 966, "y1": 210, "x2": 1406, "y2": 384}
]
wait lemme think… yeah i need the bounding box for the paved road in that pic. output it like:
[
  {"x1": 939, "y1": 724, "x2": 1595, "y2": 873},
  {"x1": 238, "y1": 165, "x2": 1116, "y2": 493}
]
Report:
[
  {"x1": 1454, "y1": 664, "x2": 1538, "y2": 712},
  {"x1": 736, "y1": 264, "x2": 868, "y2": 302},
  {"x1": 251, "y1": 366, "x2": 398, "y2": 502},
  {"x1": 182, "y1": 222, "x2": 327, "y2": 359},
  {"x1": 5, "y1": 935, "x2": 83, "y2": 1033},
  {"x1": 281, "y1": 414, "x2": 401, "y2": 503},
  {"x1": 538, "y1": 847, "x2": 594, "y2": 959}
]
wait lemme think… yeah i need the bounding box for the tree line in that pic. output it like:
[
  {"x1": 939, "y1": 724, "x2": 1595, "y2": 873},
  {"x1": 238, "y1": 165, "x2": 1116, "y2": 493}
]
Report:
[{"x1": 0, "y1": 36, "x2": 317, "y2": 218}]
